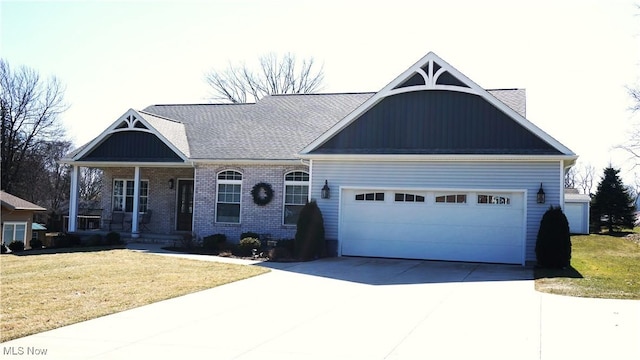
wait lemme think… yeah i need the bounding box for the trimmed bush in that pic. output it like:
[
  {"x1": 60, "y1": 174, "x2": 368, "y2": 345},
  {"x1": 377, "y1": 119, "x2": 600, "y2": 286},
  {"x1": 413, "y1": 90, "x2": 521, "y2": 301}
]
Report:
[
  {"x1": 268, "y1": 246, "x2": 292, "y2": 261},
  {"x1": 536, "y1": 206, "x2": 571, "y2": 268},
  {"x1": 105, "y1": 231, "x2": 122, "y2": 245},
  {"x1": 68, "y1": 234, "x2": 81, "y2": 247},
  {"x1": 240, "y1": 231, "x2": 260, "y2": 241},
  {"x1": 1, "y1": 244, "x2": 8, "y2": 254},
  {"x1": 8, "y1": 241, "x2": 25, "y2": 253},
  {"x1": 238, "y1": 237, "x2": 261, "y2": 256},
  {"x1": 294, "y1": 201, "x2": 326, "y2": 260},
  {"x1": 203, "y1": 233, "x2": 226, "y2": 250},
  {"x1": 85, "y1": 234, "x2": 103, "y2": 246},
  {"x1": 29, "y1": 239, "x2": 43, "y2": 249}
]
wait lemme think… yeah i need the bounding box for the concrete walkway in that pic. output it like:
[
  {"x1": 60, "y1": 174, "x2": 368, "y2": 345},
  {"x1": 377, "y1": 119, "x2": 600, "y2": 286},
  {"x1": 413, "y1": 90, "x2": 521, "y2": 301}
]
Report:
[{"x1": 2, "y1": 244, "x2": 639, "y2": 359}]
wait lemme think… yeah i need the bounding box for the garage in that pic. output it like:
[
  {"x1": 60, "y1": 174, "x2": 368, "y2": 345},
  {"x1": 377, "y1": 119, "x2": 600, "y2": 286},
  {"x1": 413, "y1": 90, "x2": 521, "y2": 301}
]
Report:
[
  {"x1": 340, "y1": 188, "x2": 526, "y2": 264},
  {"x1": 564, "y1": 192, "x2": 591, "y2": 234}
]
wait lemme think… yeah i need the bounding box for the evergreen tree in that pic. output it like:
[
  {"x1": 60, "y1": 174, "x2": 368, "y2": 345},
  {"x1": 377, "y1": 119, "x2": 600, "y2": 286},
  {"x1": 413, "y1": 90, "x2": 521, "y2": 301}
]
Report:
[{"x1": 591, "y1": 167, "x2": 637, "y2": 232}]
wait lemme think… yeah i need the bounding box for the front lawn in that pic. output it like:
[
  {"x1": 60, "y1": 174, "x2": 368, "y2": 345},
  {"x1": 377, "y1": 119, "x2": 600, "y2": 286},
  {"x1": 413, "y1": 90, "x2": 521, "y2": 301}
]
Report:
[
  {"x1": 535, "y1": 229, "x2": 640, "y2": 299},
  {"x1": 0, "y1": 247, "x2": 269, "y2": 342}
]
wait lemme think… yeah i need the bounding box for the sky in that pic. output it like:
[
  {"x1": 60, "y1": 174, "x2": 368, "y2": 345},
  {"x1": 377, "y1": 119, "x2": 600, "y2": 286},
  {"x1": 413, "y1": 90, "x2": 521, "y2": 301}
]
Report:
[{"x1": 1, "y1": 0, "x2": 639, "y2": 185}]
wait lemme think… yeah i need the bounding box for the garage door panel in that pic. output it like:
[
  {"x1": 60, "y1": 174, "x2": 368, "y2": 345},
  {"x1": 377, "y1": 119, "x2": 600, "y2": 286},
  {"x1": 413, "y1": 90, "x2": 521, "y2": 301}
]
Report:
[{"x1": 340, "y1": 189, "x2": 525, "y2": 264}]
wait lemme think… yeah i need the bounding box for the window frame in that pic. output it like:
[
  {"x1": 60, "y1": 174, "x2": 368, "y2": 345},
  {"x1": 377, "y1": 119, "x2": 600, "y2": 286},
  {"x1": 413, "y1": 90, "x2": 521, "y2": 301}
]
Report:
[
  {"x1": 112, "y1": 179, "x2": 149, "y2": 213},
  {"x1": 2, "y1": 222, "x2": 27, "y2": 244},
  {"x1": 283, "y1": 171, "x2": 309, "y2": 225},
  {"x1": 477, "y1": 194, "x2": 511, "y2": 205},
  {"x1": 216, "y1": 170, "x2": 243, "y2": 224},
  {"x1": 394, "y1": 192, "x2": 425, "y2": 203},
  {"x1": 355, "y1": 192, "x2": 385, "y2": 201},
  {"x1": 435, "y1": 193, "x2": 468, "y2": 204}
]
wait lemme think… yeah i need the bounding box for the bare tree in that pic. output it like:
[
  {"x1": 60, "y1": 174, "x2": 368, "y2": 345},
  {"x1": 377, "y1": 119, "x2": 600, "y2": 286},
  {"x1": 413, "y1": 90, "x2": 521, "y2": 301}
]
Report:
[
  {"x1": 1, "y1": 59, "x2": 68, "y2": 195},
  {"x1": 79, "y1": 167, "x2": 103, "y2": 202},
  {"x1": 205, "y1": 53, "x2": 324, "y2": 103},
  {"x1": 576, "y1": 162, "x2": 596, "y2": 195},
  {"x1": 564, "y1": 166, "x2": 576, "y2": 189}
]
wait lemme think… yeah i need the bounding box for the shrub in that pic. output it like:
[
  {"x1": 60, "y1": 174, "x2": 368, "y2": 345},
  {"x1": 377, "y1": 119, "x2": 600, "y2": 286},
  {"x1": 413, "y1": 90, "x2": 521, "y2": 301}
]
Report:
[
  {"x1": 105, "y1": 231, "x2": 122, "y2": 245},
  {"x1": 203, "y1": 233, "x2": 226, "y2": 250},
  {"x1": 294, "y1": 201, "x2": 326, "y2": 260},
  {"x1": 53, "y1": 234, "x2": 69, "y2": 248},
  {"x1": 1, "y1": 244, "x2": 8, "y2": 254},
  {"x1": 276, "y1": 239, "x2": 295, "y2": 253},
  {"x1": 68, "y1": 234, "x2": 82, "y2": 247},
  {"x1": 240, "y1": 231, "x2": 260, "y2": 241},
  {"x1": 85, "y1": 234, "x2": 103, "y2": 246},
  {"x1": 238, "y1": 237, "x2": 261, "y2": 256},
  {"x1": 8, "y1": 241, "x2": 25, "y2": 252},
  {"x1": 29, "y1": 239, "x2": 43, "y2": 249},
  {"x1": 268, "y1": 246, "x2": 292, "y2": 261},
  {"x1": 180, "y1": 232, "x2": 195, "y2": 250},
  {"x1": 536, "y1": 206, "x2": 571, "y2": 268}
]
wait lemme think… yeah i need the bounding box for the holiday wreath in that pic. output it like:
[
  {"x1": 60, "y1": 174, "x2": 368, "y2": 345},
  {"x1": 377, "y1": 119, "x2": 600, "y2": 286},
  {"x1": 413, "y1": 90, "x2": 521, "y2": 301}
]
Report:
[{"x1": 251, "y1": 182, "x2": 274, "y2": 206}]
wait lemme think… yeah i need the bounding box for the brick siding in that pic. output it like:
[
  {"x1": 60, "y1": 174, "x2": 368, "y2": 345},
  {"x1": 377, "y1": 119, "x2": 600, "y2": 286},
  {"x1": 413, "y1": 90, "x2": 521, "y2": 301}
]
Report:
[{"x1": 101, "y1": 164, "x2": 308, "y2": 242}]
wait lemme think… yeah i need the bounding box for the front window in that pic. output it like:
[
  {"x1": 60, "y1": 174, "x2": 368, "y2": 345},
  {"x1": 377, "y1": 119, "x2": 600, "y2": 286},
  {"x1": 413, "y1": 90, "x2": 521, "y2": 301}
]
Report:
[
  {"x1": 216, "y1": 170, "x2": 242, "y2": 223},
  {"x1": 2, "y1": 222, "x2": 27, "y2": 244},
  {"x1": 284, "y1": 171, "x2": 309, "y2": 225},
  {"x1": 112, "y1": 179, "x2": 148, "y2": 212}
]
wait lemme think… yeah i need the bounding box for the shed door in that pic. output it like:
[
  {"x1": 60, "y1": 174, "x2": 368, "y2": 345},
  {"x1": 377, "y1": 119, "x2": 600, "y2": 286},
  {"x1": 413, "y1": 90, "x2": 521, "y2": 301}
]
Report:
[{"x1": 339, "y1": 189, "x2": 525, "y2": 264}]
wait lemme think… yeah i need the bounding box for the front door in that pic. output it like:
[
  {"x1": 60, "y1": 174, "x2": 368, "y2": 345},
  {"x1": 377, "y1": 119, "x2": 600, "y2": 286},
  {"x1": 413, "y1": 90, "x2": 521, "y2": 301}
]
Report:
[{"x1": 176, "y1": 179, "x2": 194, "y2": 231}]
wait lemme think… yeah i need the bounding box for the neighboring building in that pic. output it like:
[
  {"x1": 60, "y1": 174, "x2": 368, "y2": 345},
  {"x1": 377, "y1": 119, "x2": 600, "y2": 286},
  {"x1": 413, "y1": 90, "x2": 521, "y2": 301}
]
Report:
[
  {"x1": 1, "y1": 191, "x2": 47, "y2": 247},
  {"x1": 61, "y1": 52, "x2": 577, "y2": 265},
  {"x1": 564, "y1": 189, "x2": 591, "y2": 234}
]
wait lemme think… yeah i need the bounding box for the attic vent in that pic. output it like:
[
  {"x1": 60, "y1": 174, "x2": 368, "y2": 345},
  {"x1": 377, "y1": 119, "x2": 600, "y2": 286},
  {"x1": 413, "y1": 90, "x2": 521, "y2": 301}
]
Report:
[
  {"x1": 394, "y1": 72, "x2": 425, "y2": 89},
  {"x1": 435, "y1": 71, "x2": 469, "y2": 88}
]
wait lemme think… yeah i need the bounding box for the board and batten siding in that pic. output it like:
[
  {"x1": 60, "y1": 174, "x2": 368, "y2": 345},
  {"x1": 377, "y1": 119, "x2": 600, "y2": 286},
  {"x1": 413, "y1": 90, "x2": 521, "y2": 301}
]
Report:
[{"x1": 310, "y1": 160, "x2": 563, "y2": 262}]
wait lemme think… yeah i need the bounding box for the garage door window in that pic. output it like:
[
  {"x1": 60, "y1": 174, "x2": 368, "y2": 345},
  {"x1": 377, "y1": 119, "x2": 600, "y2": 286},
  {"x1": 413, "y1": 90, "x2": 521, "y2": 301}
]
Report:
[
  {"x1": 435, "y1": 194, "x2": 467, "y2": 203},
  {"x1": 355, "y1": 192, "x2": 384, "y2": 201},
  {"x1": 478, "y1": 194, "x2": 511, "y2": 205},
  {"x1": 394, "y1": 193, "x2": 425, "y2": 202}
]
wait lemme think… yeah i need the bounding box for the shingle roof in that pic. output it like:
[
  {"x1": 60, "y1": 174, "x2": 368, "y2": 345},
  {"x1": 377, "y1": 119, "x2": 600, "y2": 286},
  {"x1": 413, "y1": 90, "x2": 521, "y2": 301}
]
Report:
[
  {"x1": 141, "y1": 90, "x2": 525, "y2": 161},
  {"x1": 143, "y1": 93, "x2": 374, "y2": 160},
  {"x1": 0, "y1": 191, "x2": 46, "y2": 211}
]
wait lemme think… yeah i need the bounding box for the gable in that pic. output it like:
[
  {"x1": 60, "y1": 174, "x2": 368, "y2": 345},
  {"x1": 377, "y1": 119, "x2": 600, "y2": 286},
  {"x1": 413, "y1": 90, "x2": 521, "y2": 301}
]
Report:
[
  {"x1": 66, "y1": 109, "x2": 189, "y2": 164},
  {"x1": 302, "y1": 52, "x2": 575, "y2": 158},
  {"x1": 79, "y1": 131, "x2": 183, "y2": 162},
  {"x1": 311, "y1": 90, "x2": 561, "y2": 155}
]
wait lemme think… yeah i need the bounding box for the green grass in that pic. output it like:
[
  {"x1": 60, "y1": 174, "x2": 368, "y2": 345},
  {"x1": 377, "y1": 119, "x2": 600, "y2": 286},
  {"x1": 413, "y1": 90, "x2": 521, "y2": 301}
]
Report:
[
  {"x1": 0, "y1": 247, "x2": 269, "y2": 342},
  {"x1": 535, "y1": 228, "x2": 640, "y2": 299}
]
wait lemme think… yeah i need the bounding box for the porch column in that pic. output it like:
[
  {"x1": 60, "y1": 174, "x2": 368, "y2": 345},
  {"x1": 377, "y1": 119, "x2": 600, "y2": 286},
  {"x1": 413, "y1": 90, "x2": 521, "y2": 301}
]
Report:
[
  {"x1": 68, "y1": 165, "x2": 80, "y2": 232},
  {"x1": 131, "y1": 166, "x2": 140, "y2": 238}
]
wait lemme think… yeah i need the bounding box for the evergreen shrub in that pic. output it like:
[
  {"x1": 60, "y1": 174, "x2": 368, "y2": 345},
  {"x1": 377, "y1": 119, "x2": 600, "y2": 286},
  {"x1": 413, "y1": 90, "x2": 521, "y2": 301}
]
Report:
[
  {"x1": 294, "y1": 201, "x2": 326, "y2": 260},
  {"x1": 535, "y1": 206, "x2": 571, "y2": 268}
]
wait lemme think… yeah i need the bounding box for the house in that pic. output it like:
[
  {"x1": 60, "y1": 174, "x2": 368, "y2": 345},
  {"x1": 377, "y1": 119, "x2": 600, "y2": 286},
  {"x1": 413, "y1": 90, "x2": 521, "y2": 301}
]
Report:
[
  {"x1": 61, "y1": 52, "x2": 577, "y2": 265},
  {"x1": 564, "y1": 189, "x2": 591, "y2": 234},
  {"x1": 1, "y1": 191, "x2": 47, "y2": 247}
]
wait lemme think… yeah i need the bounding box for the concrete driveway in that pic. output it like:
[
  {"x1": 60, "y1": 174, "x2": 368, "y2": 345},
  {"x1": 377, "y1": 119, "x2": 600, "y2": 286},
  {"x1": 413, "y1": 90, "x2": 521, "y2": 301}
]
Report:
[{"x1": 2, "y1": 246, "x2": 639, "y2": 359}]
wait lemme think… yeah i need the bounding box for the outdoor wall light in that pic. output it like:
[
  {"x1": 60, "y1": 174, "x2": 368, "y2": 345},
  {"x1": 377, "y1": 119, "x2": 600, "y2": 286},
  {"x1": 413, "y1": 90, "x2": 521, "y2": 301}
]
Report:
[
  {"x1": 321, "y1": 180, "x2": 331, "y2": 199},
  {"x1": 168, "y1": 178, "x2": 174, "y2": 190},
  {"x1": 537, "y1": 183, "x2": 545, "y2": 204}
]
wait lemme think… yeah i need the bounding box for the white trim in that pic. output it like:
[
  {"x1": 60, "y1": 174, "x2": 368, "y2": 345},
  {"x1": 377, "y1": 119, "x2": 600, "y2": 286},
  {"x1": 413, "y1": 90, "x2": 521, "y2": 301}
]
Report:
[
  {"x1": 300, "y1": 52, "x2": 575, "y2": 157},
  {"x1": 68, "y1": 165, "x2": 80, "y2": 232},
  {"x1": 192, "y1": 158, "x2": 303, "y2": 165},
  {"x1": 282, "y1": 170, "x2": 310, "y2": 225},
  {"x1": 131, "y1": 166, "x2": 141, "y2": 237},
  {"x1": 559, "y1": 161, "x2": 565, "y2": 210},
  {"x1": 215, "y1": 170, "x2": 243, "y2": 224},
  {"x1": 299, "y1": 153, "x2": 578, "y2": 162},
  {"x1": 72, "y1": 109, "x2": 189, "y2": 162}
]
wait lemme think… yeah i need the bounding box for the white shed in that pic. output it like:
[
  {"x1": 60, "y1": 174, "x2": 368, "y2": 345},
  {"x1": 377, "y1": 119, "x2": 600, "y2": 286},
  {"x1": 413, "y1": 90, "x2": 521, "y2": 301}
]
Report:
[{"x1": 564, "y1": 191, "x2": 591, "y2": 234}]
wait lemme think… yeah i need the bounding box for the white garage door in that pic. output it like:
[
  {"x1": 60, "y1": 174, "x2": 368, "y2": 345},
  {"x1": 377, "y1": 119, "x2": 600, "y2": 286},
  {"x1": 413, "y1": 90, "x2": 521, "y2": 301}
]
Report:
[
  {"x1": 565, "y1": 203, "x2": 587, "y2": 234},
  {"x1": 340, "y1": 189, "x2": 525, "y2": 264}
]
